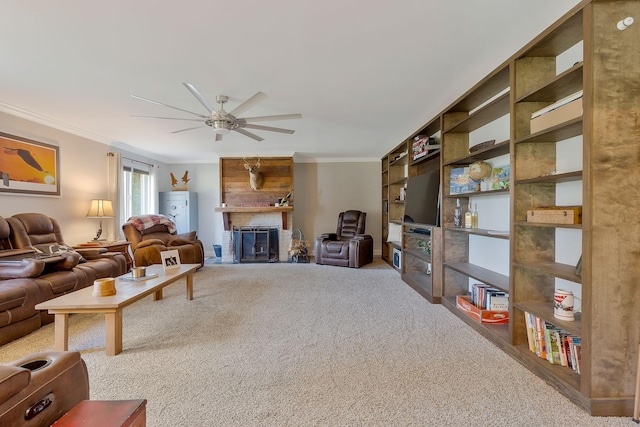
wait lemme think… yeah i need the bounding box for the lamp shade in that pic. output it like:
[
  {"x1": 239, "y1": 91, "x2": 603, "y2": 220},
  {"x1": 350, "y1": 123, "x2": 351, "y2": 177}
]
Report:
[{"x1": 86, "y1": 199, "x2": 115, "y2": 218}]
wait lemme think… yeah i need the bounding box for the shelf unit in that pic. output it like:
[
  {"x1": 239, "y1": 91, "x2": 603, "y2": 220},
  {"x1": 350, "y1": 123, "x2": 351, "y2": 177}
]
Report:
[
  {"x1": 381, "y1": 118, "x2": 441, "y2": 269},
  {"x1": 380, "y1": 0, "x2": 640, "y2": 416},
  {"x1": 509, "y1": 1, "x2": 639, "y2": 416},
  {"x1": 381, "y1": 141, "x2": 408, "y2": 268},
  {"x1": 402, "y1": 224, "x2": 441, "y2": 303},
  {"x1": 440, "y1": 56, "x2": 512, "y2": 345}
]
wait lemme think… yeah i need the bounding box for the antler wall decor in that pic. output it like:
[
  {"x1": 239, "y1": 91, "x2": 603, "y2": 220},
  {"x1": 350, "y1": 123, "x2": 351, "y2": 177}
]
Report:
[
  {"x1": 170, "y1": 170, "x2": 190, "y2": 191},
  {"x1": 243, "y1": 157, "x2": 264, "y2": 190}
]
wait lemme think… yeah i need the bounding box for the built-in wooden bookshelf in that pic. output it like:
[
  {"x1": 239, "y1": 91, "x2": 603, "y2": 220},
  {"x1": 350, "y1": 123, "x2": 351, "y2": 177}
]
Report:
[
  {"x1": 381, "y1": 118, "x2": 440, "y2": 270},
  {"x1": 380, "y1": 0, "x2": 640, "y2": 416}
]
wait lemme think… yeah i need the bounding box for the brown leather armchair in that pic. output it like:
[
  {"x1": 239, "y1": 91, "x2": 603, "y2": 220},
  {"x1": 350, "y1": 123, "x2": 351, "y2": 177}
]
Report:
[
  {"x1": 315, "y1": 210, "x2": 373, "y2": 268},
  {"x1": 122, "y1": 215, "x2": 204, "y2": 268}
]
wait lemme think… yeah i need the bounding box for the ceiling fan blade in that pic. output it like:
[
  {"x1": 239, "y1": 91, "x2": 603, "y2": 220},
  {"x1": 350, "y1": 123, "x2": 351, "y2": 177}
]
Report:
[
  {"x1": 239, "y1": 113, "x2": 303, "y2": 124},
  {"x1": 228, "y1": 92, "x2": 268, "y2": 118},
  {"x1": 131, "y1": 115, "x2": 203, "y2": 122},
  {"x1": 233, "y1": 127, "x2": 264, "y2": 142},
  {"x1": 182, "y1": 83, "x2": 215, "y2": 114},
  {"x1": 131, "y1": 94, "x2": 207, "y2": 118},
  {"x1": 215, "y1": 133, "x2": 224, "y2": 142},
  {"x1": 171, "y1": 125, "x2": 207, "y2": 134},
  {"x1": 240, "y1": 124, "x2": 295, "y2": 134}
]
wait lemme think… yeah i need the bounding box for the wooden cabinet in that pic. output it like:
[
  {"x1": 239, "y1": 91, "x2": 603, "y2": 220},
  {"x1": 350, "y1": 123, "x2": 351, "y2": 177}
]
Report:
[
  {"x1": 402, "y1": 224, "x2": 441, "y2": 303},
  {"x1": 381, "y1": 0, "x2": 640, "y2": 416}
]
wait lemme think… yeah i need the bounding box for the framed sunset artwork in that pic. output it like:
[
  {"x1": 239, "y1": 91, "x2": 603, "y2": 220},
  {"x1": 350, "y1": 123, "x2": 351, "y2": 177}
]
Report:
[{"x1": 0, "y1": 132, "x2": 60, "y2": 196}]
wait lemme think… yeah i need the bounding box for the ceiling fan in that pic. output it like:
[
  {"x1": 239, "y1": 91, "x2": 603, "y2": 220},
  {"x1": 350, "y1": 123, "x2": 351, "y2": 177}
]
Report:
[{"x1": 131, "y1": 83, "x2": 302, "y2": 142}]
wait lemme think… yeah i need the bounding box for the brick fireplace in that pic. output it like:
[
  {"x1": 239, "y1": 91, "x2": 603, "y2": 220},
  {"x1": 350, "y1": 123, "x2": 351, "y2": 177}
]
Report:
[
  {"x1": 219, "y1": 211, "x2": 292, "y2": 263},
  {"x1": 214, "y1": 157, "x2": 294, "y2": 263}
]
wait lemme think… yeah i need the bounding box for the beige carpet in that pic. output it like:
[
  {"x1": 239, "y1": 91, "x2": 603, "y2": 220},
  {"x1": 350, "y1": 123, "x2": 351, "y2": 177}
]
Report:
[{"x1": 0, "y1": 259, "x2": 633, "y2": 426}]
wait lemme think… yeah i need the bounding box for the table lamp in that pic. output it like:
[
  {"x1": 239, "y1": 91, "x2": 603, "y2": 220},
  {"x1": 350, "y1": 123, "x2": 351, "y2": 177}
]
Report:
[{"x1": 86, "y1": 199, "x2": 115, "y2": 241}]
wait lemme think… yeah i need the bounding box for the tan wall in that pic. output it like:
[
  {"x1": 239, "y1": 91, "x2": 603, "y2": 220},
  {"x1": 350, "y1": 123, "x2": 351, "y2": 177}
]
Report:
[{"x1": 293, "y1": 162, "x2": 381, "y2": 255}]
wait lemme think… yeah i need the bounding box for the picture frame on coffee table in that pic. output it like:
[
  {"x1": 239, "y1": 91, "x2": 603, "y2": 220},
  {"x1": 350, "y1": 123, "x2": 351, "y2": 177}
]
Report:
[{"x1": 161, "y1": 249, "x2": 180, "y2": 270}]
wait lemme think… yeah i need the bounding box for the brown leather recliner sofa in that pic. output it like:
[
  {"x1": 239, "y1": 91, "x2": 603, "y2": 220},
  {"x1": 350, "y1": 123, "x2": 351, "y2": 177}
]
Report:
[
  {"x1": 122, "y1": 214, "x2": 204, "y2": 268},
  {"x1": 315, "y1": 210, "x2": 374, "y2": 268},
  {"x1": 0, "y1": 351, "x2": 89, "y2": 427},
  {"x1": 0, "y1": 213, "x2": 127, "y2": 345}
]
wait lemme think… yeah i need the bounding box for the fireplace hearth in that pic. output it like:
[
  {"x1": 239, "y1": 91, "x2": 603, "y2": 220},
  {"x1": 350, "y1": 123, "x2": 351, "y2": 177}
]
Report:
[{"x1": 233, "y1": 226, "x2": 279, "y2": 263}]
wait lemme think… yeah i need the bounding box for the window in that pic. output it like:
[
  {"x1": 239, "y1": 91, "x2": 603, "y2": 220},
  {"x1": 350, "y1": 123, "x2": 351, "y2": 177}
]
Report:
[{"x1": 122, "y1": 159, "x2": 154, "y2": 218}]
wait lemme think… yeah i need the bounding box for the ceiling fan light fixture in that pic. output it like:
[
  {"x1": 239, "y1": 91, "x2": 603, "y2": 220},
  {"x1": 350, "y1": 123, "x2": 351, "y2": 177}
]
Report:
[
  {"x1": 212, "y1": 120, "x2": 231, "y2": 134},
  {"x1": 133, "y1": 85, "x2": 301, "y2": 141}
]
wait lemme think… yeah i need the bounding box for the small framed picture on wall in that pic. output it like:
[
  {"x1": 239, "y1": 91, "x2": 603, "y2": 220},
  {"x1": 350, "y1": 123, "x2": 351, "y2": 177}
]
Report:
[{"x1": 160, "y1": 249, "x2": 181, "y2": 270}]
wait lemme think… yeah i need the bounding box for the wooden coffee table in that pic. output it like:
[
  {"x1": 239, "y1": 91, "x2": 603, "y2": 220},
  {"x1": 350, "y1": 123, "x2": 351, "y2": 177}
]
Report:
[{"x1": 36, "y1": 264, "x2": 200, "y2": 356}]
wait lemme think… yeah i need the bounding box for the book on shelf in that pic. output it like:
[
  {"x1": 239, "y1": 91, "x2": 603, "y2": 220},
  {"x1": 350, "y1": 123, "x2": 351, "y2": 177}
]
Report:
[
  {"x1": 491, "y1": 165, "x2": 510, "y2": 190},
  {"x1": 471, "y1": 283, "x2": 509, "y2": 311},
  {"x1": 523, "y1": 311, "x2": 581, "y2": 374},
  {"x1": 534, "y1": 316, "x2": 547, "y2": 359},
  {"x1": 489, "y1": 295, "x2": 509, "y2": 311},
  {"x1": 573, "y1": 338, "x2": 582, "y2": 374},
  {"x1": 545, "y1": 324, "x2": 563, "y2": 365},
  {"x1": 412, "y1": 136, "x2": 439, "y2": 161},
  {"x1": 563, "y1": 334, "x2": 574, "y2": 370},
  {"x1": 471, "y1": 283, "x2": 489, "y2": 308},
  {"x1": 524, "y1": 312, "x2": 536, "y2": 353},
  {"x1": 549, "y1": 329, "x2": 563, "y2": 365},
  {"x1": 449, "y1": 167, "x2": 474, "y2": 194},
  {"x1": 557, "y1": 331, "x2": 568, "y2": 367}
]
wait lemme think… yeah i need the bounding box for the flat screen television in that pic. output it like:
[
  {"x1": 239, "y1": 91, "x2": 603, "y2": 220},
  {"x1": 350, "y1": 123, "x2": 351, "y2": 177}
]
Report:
[{"x1": 403, "y1": 171, "x2": 440, "y2": 226}]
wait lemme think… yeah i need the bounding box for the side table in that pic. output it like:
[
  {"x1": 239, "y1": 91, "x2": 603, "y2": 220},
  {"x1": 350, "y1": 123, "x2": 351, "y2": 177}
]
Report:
[
  {"x1": 75, "y1": 241, "x2": 133, "y2": 272},
  {"x1": 52, "y1": 399, "x2": 147, "y2": 427}
]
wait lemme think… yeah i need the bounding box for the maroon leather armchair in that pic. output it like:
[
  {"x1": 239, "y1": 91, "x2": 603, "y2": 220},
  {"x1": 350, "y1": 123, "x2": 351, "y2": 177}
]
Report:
[{"x1": 315, "y1": 210, "x2": 373, "y2": 268}]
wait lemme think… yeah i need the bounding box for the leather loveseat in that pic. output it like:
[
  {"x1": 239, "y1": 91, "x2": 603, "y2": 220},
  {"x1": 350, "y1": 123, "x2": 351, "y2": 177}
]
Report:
[{"x1": 0, "y1": 213, "x2": 127, "y2": 345}]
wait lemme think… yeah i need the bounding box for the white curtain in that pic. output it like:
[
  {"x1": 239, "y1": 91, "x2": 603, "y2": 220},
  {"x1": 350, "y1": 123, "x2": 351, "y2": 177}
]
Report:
[
  {"x1": 150, "y1": 164, "x2": 159, "y2": 214},
  {"x1": 107, "y1": 152, "x2": 122, "y2": 241}
]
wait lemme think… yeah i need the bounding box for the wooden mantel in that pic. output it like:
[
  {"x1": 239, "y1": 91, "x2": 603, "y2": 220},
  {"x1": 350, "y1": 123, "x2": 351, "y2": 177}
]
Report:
[{"x1": 214, "y1": 206, "x2": 293, "y2": 231}]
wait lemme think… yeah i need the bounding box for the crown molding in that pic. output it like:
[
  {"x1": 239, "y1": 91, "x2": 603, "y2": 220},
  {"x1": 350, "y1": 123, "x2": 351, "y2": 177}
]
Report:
[{"x1": 0, "y1": 102, "x2": 115, "y2": 145}]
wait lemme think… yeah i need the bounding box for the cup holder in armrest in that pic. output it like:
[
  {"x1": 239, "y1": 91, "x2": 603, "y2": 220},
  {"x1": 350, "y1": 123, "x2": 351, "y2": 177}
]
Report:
[{"x1": 20, "y1": 359, "x2": 52, "y2": 371}]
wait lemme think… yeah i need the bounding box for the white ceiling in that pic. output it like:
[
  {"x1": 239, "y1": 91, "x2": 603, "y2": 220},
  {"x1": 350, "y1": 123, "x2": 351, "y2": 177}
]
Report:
[{"x1": 1, "y1": 0, "x2": 581, "y2": 164}]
